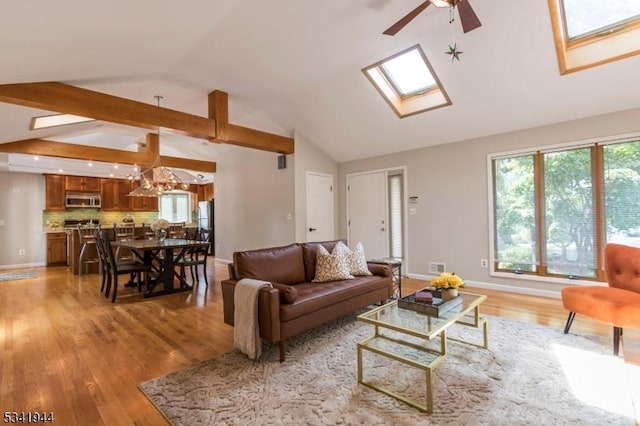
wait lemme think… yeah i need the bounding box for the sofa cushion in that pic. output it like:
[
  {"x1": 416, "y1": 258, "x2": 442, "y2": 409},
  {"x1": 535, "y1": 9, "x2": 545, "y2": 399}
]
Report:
[
  {"x1": 271, "y1": 282, "x2": 299, "y2": 303},
  {"x1": 337, "y1": 241, "x2": 373, "y2": 276},
  {"x1": 234, "y1": 243, "x2": 305, "y2": 285},
  {"x1": 312, "y1": 245, "x2": 354, "y2": 283},
  {"x1": 302, "y1": 240, "x2": 346, "y2": 282},
  {"x1": 280, "y1": 276, "x2": 391, "y2": 322}
]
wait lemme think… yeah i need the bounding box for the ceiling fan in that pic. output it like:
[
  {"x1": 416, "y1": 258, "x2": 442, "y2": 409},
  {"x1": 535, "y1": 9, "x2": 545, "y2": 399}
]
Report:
[{"x1": 383, "y1": 0, "x2": 481, "y2": 36}]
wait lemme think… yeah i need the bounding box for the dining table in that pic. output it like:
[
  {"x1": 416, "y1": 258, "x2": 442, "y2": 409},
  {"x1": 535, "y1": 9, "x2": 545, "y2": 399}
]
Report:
[{"x1": 111, "y1": 238, "x2": 207, "y2": 298}]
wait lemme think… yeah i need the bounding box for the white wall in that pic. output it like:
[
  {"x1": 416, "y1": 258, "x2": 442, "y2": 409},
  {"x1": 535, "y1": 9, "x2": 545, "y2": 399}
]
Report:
[
  {"x1": 214, "y1": 145, "x2": 296, "y2": 262},
  {"x1": 338, "y1": 107, "x2": 640, "y2": 297},
  {"x1": 0, "y1": 171, "x2": 46, "y2": 268},
  {"x1": 293, "y1": 132, "x2": 339, "y2": 242}
]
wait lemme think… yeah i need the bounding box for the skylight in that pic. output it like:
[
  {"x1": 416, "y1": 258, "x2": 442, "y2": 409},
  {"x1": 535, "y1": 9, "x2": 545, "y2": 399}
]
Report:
[
  {"x1": 30, "y1": 113, "x2": 95, "y2": 130},
  {"x1": 362, "y1": 44, "x2": 450, "y2": 118},
  {"x1": 563, "y1": 0, "x2": 640, "y2": 40},
  {"x1": 549, "y1": 0, "x2": 640, "y2": 74},
  {"x1": 380, "y1": 48, "x2": 436, "y2": 97}
]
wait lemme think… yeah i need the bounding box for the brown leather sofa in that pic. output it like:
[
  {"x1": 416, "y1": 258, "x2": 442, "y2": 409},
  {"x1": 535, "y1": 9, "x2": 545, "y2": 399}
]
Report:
[{"x1": 222, "y1": 240, "x2": 392, "y2": 361}]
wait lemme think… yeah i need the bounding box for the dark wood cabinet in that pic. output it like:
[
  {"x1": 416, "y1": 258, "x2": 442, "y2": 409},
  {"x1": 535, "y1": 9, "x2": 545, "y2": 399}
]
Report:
[
  {"x1": 129, "y1": 182, "x2": 159, "y2": 211},
  {"x1": 47, "y1": 232, "x2": 67, "y2": 266},
  {"x1": 101, "y1": 179, "x2": 131, "y2": 211},
  {"x1": 45, "y1": 174, "x2": 65, "y2": 211},
  {"x1": 203, "y1": 183, "x2": 214, "y2": 201},
  {"x1": 65, "y1": 176, "x2": 101, "y2": 192}
]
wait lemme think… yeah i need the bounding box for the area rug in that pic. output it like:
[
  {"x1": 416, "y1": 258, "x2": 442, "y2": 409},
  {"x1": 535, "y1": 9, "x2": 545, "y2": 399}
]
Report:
[
  {"x1": 0, "y1": 270, "x2": 36, "y2": 281},
  {"x1": 140, "y1": 312, "x2": 637, "y2": 425}
]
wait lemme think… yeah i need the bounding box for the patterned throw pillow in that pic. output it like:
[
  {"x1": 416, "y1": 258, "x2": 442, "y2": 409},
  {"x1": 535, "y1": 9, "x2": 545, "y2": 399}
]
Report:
[
  {"x1": 347, "y1": 242, "x2": 372, "y2": 276},
  {"x1": 312, "y1": 244, "x2": 354, "y2": 282}
]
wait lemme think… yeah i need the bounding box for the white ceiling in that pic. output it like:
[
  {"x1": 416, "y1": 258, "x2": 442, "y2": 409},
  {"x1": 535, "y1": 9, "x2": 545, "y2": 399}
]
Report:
[{"x1": 0, "y1": 0, "x2": 639, "y2": 168}]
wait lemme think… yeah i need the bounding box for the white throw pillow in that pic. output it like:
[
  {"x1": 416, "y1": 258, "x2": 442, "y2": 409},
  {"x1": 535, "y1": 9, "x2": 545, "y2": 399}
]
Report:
[
  {"x1": 348, "y1": 242, "x2": 372, "y2": 276},
  {"x1": 312, "y1": 244, "x2": 354, "y2": 282}
]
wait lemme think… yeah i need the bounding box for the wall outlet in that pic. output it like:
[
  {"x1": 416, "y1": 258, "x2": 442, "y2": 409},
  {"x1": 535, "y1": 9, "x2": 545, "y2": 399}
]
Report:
[
  {"x1": 0, "y1": 219, "x2": 5, "y2": 226},
  {"x1": 480, "y1": 259, "x2": 488, "y2": 268},
  {"x1": 12, "y1": 187, "x2": 20, "y2": 193},
  {"x1": 18, "y1": 249, "x2": 26, "y2": 256}
]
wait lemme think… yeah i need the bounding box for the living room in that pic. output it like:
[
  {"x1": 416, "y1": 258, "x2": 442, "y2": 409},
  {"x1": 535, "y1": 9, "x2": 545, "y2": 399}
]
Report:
[{"x1": 1, "y1": 1, "x2": 640, "y2": 424}]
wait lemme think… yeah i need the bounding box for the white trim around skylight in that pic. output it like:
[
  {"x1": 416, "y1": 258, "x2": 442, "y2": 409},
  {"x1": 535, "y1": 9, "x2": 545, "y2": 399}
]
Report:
[
  {"x1": 548, "y1": 0, "x2": 640, "y2": 74},
  {"x1": 362, "y1": 44, "x2": 451, "y2": 118}
]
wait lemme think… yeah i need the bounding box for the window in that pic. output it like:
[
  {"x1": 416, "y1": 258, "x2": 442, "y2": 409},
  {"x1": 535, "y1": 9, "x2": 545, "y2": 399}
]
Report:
[
  {"x1": 158, "y1": 191, "x2": 191, "y2": 223},
  {"x1": 362, "y1": 44, "x2": 451, "y2": 118},
  {"x1": 549, "y1": 0, "x2": 640, "y2": 74},
  {"x1": 388, "y1": 172, "x2": 404, "y2": 259},
  {"x1": 490, "y1": 137, "x2": 640, "y2": 281}
]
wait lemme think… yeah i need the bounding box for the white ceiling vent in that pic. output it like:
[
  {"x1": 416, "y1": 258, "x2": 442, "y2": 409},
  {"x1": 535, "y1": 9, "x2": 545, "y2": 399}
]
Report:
[{"x1": 428, "y1": 262, "x2": 446, "y2": 274}]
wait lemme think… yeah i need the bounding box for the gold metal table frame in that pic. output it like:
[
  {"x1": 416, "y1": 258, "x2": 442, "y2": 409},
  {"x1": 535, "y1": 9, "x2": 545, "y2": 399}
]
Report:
[{"x1": 356, "y1": 292, "x2": 488, "y2": 413}]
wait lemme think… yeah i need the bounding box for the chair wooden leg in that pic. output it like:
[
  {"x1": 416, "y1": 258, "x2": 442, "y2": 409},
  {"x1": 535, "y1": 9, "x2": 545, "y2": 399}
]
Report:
[
  {"x1": 111, "y1": 275, "x2": 118, "y2": 303},
  {"x1": 563, "y1": 312, "x2": 576, "y2": 334},
  {"x1": 279, "y1": 340, "x2": 286, "y2": 363},
  {"x1": 614, "y1": 327, "x2": 622, "y2": 356}
]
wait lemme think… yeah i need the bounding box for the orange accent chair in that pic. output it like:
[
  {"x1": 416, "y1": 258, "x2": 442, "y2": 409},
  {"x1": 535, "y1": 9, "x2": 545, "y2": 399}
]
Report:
[{"x1": 562, "y1": 243, "x2": 640, "y2": 356}]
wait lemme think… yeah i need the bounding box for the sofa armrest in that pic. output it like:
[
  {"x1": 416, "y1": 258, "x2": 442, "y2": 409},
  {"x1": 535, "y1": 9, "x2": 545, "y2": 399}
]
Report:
[
  {"x1": 367, "y1": 262, "x2": 391, "y2": 277},
  {"x1": 221, "y1": 278, "x2": 281, "y2": 343},
  {"x1": 227, "y1": 263, "x2": 237, "y2": 280}
]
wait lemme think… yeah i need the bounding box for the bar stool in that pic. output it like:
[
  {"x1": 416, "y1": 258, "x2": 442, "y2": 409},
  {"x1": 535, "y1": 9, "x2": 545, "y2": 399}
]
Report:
[
  {"x1": 169, "y1": 222, "x2": 186, "y2": 238},
  {"x1": 142, "y1": 223, "x2": 155, "y2": 240},
  {"x1": 78, "y1": 223, "x2": 100, "y2": 275},
  {"x1": 113, "y1": 222, "x2": 136, "y2": 261}
]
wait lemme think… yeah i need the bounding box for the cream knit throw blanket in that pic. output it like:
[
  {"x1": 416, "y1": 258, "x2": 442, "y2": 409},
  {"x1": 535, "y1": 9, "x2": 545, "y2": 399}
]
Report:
[{"x1": 234, "y1": 278, "x2": 272, "y2": 360}]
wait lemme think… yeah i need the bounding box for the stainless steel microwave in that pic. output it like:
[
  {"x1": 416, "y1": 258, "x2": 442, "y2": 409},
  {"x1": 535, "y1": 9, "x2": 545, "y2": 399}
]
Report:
[{"x1": 65, "y1": 192, "x2": 101, "y2": 208}]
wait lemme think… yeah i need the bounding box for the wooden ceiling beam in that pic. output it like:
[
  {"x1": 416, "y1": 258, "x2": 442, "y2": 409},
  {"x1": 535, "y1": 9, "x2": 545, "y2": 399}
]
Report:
[
  {"x1": 0, "y1": 138, "x2": 216, "y2": 173},
  {"x1": 208, "y1": 90, "x2": 294, "y2": 154},
  {"x1": 0, "y1": 82, "x2": 216, "y2": 140}
]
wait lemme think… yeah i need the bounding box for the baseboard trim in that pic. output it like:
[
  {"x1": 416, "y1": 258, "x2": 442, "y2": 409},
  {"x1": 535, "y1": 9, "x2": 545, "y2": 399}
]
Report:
[
  {"x1": 406, "y1": 273, "x2": 561, "y2": 299},
  {"x1": 0, "y1": 262, "x2": 46, "y2": 270},
  {"x1": 215, "y1": 258, "x2": 232, "y2": 265}
]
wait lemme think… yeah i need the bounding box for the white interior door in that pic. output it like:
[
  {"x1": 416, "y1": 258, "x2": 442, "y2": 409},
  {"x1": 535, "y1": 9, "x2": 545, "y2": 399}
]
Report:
[
  {"x1": 347, "y1": 171, "x2": 388, "y2": 259},
  {"x1": 306, "y1": 172, "x2": 334, "y2": 242}
]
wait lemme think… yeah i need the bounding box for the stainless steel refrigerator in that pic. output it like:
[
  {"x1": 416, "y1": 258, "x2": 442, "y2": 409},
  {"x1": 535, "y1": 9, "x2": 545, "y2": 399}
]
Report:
[{"x1": 198, "y1": 200, "x2": 215, "y2": 255}]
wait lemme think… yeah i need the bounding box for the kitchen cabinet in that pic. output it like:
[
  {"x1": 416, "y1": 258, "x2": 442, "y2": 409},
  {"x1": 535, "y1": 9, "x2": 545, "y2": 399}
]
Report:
[
  {"x1": 45, "y1": 174, "x2": 65, "y2": 210},
  {"x1": 47, "y1": 232, "x2": 67, "y2": 266},
  {"x1": 203, "y1": 183, "x2": 214, "y2": 201},
  {"x1": 129, "y1": 182, "x2": 158, "y2": 211},
  {"x1": 101, "y1": 179, "x2": 131, "y2": 211},
  {"x1": 65, "y1": 176, "x2": 101, "y2": 192}
]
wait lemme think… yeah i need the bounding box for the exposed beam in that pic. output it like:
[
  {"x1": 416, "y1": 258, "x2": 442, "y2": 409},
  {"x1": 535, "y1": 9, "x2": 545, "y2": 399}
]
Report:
[
  {"x1": 0, "y1": 139, "x2": 216, "y2": 173},
  {"x1": 0, "y1": 82, "x2": 216, "y2": 140},
  {"x1": 209, "y1": 91, "x2": 229, "y2": 141},
  {"x1": 0, "y1": 82, "x2": 293, "y2": 155},
  {"x1": 208, "y1": 90, "x2": 294, "y2": 154}
]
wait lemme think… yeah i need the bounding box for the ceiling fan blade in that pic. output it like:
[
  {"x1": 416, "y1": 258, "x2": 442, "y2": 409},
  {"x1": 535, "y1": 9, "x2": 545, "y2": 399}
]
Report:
[
  {"x1": 383, "y1": 1, "x2": 432, "y2": 35},
  {"x1": 457, "y1": 0, "x2": 482, "y2": 33}
]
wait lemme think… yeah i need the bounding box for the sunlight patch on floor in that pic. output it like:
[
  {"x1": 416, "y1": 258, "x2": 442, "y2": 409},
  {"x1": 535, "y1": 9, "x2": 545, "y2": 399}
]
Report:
[{"x1": 554, "y1": 343, "x2": 636, "y2": 419}]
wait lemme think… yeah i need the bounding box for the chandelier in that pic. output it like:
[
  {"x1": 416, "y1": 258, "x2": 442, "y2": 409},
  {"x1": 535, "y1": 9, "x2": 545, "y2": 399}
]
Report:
[{"x1": 126, "y1": 96, "x2": 190, "y2": 197}]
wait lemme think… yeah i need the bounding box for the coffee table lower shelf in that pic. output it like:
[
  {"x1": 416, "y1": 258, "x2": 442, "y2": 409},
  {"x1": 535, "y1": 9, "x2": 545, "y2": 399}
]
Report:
[
  {"x1": 357, "y1": 332, "x2": 447, "y2": 413},
  {"x1": 356, "y1": 295, "x2": 489, "y2": 413}
]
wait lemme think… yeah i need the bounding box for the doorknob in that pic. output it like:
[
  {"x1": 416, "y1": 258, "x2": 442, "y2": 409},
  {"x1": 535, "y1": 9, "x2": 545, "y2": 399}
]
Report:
[
  {"x1": 380, "y1": 228, "x2": 385, "y2": 231},
  {"x1": 309, "y1": 227, "x2": 317, "y2": 232}
]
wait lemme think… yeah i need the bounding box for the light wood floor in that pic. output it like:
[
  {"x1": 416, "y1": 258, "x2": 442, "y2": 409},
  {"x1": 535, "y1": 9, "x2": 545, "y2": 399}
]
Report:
[{"x1": 1, "y1": 262, "x2": 638, "y2": 425}]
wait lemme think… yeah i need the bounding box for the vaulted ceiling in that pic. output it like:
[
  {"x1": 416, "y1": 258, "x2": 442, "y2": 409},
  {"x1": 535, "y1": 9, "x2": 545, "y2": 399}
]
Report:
[{"x1": 0, "y1": 0, "x2": 639, "y2": 173}]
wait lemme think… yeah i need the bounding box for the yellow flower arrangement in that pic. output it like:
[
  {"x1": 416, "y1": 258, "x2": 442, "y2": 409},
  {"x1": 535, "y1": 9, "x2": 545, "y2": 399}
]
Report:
[{"x1": 430, "y1": 272, "x2": 465, "y2": 289}]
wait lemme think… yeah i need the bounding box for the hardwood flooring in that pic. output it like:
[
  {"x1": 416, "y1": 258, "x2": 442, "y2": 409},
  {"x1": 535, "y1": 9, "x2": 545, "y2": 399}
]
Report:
[{"x1": 0, "y1": 263, "x2": 638, "y2": 425}]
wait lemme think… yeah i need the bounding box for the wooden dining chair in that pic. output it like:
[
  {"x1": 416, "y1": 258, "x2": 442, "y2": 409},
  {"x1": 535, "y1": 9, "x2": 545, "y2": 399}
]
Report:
[
  {"x1": 113, "y1": 222, "x2": 136, "y2": 261},
  {"x1": 175, "y1": 229, "x2": 209, "y2": 286},
  {"x1": 96, "y1": 229, "x2": 150, "y2": 302}
]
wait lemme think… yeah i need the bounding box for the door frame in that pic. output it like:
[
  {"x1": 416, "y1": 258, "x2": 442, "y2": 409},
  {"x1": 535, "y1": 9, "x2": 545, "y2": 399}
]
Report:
[
  {"x1": 346, "y1": 165, "x2": 409, "y2": 272},
  {"x1": 305, "y1": 171, "x2": 335, "y2": 242}
]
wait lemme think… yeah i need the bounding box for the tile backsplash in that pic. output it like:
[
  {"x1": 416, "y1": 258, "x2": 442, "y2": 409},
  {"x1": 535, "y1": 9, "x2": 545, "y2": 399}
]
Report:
[{"x1": 43, "y1": 209, "x2": 159, "y2": 226}]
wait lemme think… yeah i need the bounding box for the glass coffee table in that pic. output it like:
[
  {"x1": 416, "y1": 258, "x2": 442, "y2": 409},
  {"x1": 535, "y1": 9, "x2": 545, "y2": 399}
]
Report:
[{"x1": 356, "y1": 291, "x2": 488, "y2": 413}]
